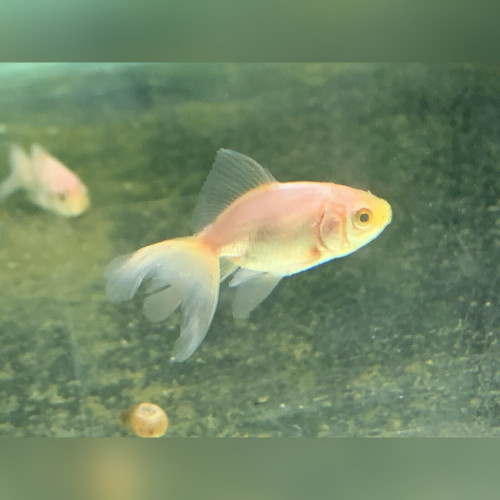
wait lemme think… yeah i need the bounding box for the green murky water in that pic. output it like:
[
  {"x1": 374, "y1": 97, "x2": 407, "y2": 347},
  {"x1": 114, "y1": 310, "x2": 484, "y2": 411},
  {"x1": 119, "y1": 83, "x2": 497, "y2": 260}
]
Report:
[{"x1": 0, "y1": 63, "x2": 498, "y2": 436}]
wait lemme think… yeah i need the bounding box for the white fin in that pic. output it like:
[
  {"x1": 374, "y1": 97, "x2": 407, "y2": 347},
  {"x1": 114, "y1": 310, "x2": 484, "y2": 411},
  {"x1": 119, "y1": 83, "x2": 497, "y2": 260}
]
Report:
[
  {"x1": 229, "y1": 270, "x2": 282, "y2": 319},
  {"x1": 143, "y1": 286, "x2": 182, "y2": 322},
  {"x1": 105, "y1": 237, "x2": 220, "y2": 362},
  {"x1": 30, "y1": 143, "x2": 57, "y2": 171},
  {"x1": 31, "y1": 143, "x2": 49, "y2": 161},
  {"x1": 192, "y1": 149, "x2": 276, "y2": 233},
  {"x1": 104, "y1": 253, "x2": 140, "y2": 302},
  {"x1": 228, "y1": 268, "x2": 265, "y2": 287},
  {"x1": 0, "y1": 144, "x2": 31, "y2": 200},
  {"x1": 219, "y1": 257, "x2": 238, "y2": 283}
]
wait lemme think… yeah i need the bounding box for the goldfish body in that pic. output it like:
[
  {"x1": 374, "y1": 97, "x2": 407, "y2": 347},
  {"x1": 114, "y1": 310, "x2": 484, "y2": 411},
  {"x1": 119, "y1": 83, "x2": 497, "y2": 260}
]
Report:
[
  {"x1": 0, "y1": 144, "x2": 89, "y2": 216},
  {"x1": 106, "y1": 149, "x2": 392, "y2": 362}
]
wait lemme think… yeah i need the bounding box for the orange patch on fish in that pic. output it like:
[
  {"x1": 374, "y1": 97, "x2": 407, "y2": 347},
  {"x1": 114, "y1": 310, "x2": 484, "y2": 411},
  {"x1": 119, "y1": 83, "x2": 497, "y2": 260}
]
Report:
[{"x1": 106, "y1": 149, "x2": 392, "y2": 362}]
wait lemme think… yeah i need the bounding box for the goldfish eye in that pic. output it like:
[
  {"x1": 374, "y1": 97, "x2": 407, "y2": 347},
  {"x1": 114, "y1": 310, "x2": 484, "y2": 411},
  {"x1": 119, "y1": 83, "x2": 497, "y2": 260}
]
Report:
[{"x1": 353, "y1": 208, "x2": 373, "y2": 228}]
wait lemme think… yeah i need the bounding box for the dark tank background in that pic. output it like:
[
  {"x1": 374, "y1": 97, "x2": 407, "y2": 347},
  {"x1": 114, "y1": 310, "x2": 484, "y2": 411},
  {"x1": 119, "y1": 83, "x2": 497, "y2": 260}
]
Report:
[{"x1": 0, "y1": 63, "x2": 497, "y2": 436}]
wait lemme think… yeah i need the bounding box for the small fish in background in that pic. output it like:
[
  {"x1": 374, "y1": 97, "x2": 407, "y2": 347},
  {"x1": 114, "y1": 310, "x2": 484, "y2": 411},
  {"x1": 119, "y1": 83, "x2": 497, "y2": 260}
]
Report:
[
  {"x1": 106, "y1": 149, "x2": 392, "y2": 362},
  {"x1": 0, "y1": 143, "x2": 90, "y2": 216}
]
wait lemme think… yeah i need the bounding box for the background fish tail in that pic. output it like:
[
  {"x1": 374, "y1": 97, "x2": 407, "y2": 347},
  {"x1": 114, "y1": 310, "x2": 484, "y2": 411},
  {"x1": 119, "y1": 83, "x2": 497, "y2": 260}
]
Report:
[
  {"x1": 0, "y1": 145, "x2": 32, "y2": 201},
  {"x1": 0, "y1": 173, "x2": 21, "y2": 200}
]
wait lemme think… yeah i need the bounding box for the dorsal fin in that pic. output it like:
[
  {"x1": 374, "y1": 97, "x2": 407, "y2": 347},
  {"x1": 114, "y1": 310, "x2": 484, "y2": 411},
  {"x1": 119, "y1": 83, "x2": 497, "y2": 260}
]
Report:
[
  {"x1": 30, "y1": 144, "x2": 53, "y2": 168},
  {"x1": 192, "y1": 149, "x2": 276, "y2": 232},
  {"x1": 31, "y1": 143, "x2": 48, "y2": 158}
]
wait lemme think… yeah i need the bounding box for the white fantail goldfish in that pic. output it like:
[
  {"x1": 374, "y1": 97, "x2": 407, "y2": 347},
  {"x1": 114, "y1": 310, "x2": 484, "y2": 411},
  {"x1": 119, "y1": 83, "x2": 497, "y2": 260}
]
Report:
[
  {"x1": 106, "y1": 149, "x2": 392, "y2": 362},
  {"x1": 0, "y1": 144, "x2": 89, "y2": 217}
]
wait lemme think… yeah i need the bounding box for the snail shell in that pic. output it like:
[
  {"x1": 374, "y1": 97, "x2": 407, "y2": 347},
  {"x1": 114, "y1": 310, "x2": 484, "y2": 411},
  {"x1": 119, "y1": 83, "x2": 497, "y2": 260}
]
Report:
[{"x1": 122, "y1": 402, "x2": 168, "y2": 438}]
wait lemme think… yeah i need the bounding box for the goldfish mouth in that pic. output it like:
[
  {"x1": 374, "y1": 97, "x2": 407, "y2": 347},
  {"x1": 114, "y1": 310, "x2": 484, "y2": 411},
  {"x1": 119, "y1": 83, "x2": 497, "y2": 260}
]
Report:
[
  {"x1": 384, "y1": 203, "x2": 393, "y2": 226},
  {"x1": 375, "y1": 199, "x2": 392, "y2": 228}
]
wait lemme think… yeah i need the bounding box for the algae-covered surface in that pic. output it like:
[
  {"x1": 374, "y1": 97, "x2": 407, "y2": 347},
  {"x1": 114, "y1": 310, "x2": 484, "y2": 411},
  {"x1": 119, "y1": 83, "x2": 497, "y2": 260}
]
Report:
[{"x1": 0, "y1": 63, "x2": 498, "y2": 436}]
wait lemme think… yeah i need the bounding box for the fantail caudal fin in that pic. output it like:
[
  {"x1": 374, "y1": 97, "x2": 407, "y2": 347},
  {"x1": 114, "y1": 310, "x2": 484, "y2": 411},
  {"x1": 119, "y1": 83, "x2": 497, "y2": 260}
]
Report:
[{"x1": 105, "y1": 237, "x2": 220, "y2": 362}]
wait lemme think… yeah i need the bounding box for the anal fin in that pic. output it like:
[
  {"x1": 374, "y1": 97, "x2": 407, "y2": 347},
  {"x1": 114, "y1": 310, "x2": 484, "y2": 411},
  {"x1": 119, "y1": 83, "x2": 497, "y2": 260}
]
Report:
[
  {"x1": 229, "y1": 269, "x2": 282, "y2": 319},
  {"x1": 219, "y1": 257, "x2": 238, "y2": 283}
]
